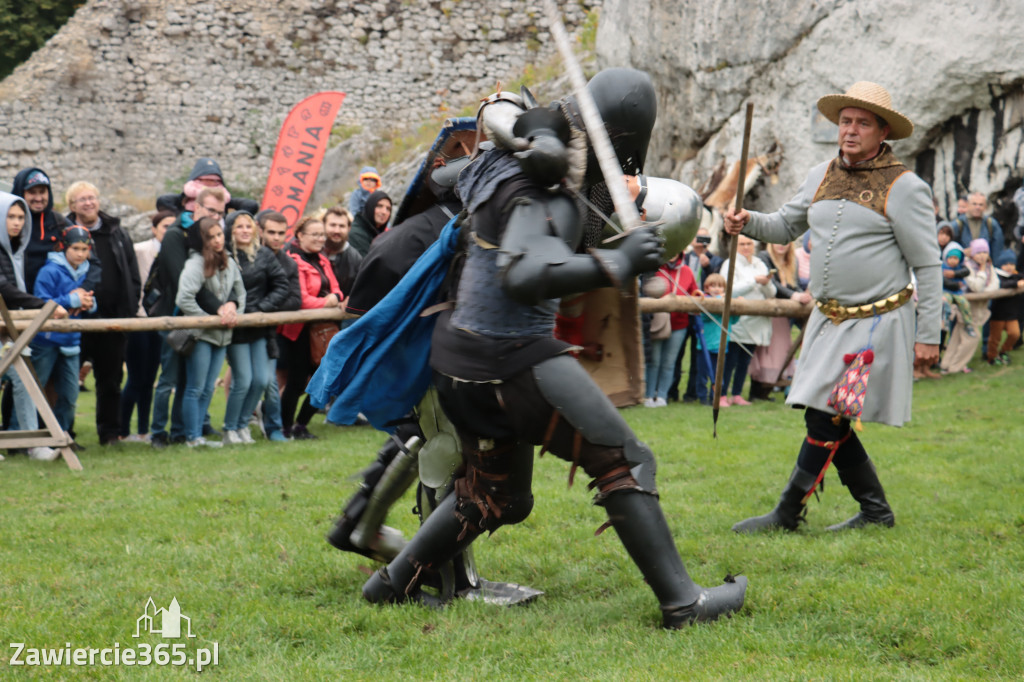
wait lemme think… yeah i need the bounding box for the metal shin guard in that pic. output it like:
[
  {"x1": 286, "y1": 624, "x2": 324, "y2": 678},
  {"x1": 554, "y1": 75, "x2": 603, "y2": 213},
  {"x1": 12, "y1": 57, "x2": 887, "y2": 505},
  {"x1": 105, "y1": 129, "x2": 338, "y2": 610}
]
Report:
[
  {"x1": 603, "y1": 490, "x2": 747, "y2": 628},
  {"x1": 731, "y1": 465, "x2": 819, "y2": 534},
  {"x1": 325, "y1": 434, "x2": 420, "y2": 561},
  {"x1": 826, "y1": 459, "x2": 895, "y2": 531},
  {"x1": 416, "y1": 479, "x2": 543, "y2": 606},
  {"x1": 362, "y1": 494, "x2": 482, "y2": 606}
]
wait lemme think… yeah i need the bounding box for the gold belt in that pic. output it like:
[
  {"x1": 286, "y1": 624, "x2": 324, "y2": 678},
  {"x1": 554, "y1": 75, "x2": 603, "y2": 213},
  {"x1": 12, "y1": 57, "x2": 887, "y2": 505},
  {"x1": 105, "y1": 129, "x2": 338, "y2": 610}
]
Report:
[{"x1": 815, "y1": 284, "x2": 914, "y2": 325}]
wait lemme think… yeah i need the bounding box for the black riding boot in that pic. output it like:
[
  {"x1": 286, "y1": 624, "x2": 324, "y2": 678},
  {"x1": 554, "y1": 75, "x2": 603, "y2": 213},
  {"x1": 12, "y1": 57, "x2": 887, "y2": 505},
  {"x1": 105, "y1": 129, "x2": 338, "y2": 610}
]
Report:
[
  {"x1": 732, "y1": 465, "x2": 818, "y2": 533},
  {"x1": 362, "y1": 494, "x2": 481, "y2": 606},
  {"x1": 604, "y1": 490, "x2": 747, "y2": 628},
  {"x1": 826, "y1": 459, "x2": 894, "y2": 531}
]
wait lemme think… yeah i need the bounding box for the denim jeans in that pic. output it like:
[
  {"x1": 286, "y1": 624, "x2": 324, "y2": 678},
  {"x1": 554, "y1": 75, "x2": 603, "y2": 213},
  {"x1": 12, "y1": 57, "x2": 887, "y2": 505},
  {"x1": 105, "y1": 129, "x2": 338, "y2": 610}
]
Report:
[
  {"x1": 28, "y1": 343, "x2": 79, "y2": 432},
  {"x1": 262, "y1": 359, "x2": 284, "y2": 436},
  {"x1": 183, "y1": 341, "x2": 226, "y2": 441},
  {"x1": 4, "y1": 366, "x2": 38, "y2": 432},
  {"x1": 224, "y1": 338, "x2": 269, "y2": 431},
  {"x1": 151, "y1": 331, "x2": 186, "y2": 440},
  {"x1": 645, "y1": 328, "x2": 687, "y2": 400}
]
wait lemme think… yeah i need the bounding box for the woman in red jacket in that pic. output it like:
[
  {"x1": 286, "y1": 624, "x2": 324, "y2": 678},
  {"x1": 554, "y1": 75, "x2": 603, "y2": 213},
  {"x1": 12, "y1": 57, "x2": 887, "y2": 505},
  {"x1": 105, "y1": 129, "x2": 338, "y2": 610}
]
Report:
[{"x1": 278, "y1": 216, "x2": 342, "y2": 439}]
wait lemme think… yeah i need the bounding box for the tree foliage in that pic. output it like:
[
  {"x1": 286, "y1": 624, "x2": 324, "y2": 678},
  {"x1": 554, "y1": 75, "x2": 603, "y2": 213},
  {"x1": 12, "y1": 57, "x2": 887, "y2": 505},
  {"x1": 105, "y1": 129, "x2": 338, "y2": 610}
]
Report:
[{"x1": 0, "y1": 0, "x2": 86, "y2": 80}]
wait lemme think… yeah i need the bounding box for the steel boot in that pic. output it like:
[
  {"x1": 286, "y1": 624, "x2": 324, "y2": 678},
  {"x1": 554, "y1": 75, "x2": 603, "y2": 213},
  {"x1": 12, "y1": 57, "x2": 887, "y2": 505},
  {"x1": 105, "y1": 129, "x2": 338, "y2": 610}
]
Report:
[{"x1": 604, "y1": 490, "x2": 747, "y2": 628}]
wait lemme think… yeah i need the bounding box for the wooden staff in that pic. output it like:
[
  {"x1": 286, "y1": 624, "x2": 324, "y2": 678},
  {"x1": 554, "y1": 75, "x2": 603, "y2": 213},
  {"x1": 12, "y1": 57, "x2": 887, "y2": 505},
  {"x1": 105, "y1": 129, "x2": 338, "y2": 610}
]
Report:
[{"x1": 712, "y1": 102, "x2": 754, "y2": 438}]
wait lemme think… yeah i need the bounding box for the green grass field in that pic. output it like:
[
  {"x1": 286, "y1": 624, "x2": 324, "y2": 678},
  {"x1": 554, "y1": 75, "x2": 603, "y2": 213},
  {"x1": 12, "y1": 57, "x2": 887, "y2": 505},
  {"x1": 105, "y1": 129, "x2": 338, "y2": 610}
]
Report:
[{"x1": 1, "y1": 352, "x2": 1022, "y2": 680}]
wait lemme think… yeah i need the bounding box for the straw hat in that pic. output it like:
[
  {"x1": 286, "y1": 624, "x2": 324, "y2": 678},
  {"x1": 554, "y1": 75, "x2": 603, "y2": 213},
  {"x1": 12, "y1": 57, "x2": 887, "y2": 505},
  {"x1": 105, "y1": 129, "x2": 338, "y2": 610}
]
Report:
[{"x1": 817, "y1": 81, "x2": 914, "y2": 140}]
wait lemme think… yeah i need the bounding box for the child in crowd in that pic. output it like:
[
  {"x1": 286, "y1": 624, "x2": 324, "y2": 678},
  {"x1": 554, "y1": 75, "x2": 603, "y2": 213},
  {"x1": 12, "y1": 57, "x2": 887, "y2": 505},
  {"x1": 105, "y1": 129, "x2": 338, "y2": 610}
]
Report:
[
  {"x1": 699, "y1": 273, "x2": 739, "y2": 406},
  {"x1": 939, "y1": 242, "x2": 976, "y2": 344},
  {"x1": 986, "y1": 252, "x2": 1024, "y2": 364},
  {"x1": 941, "y1": 239, "x2": 999, "y2": 374},
  {"x1": 643, "y1": 254, "x2": 699, "y2": 407},
  {"x1": 941, "y1": 243, "x2": 969, "y2": 293},
  {"x1": 0, "y1": 192, "x2": 69, "y2": 461},
  {"x1": 30, "y1": 226, "x2": 97, "y2": 434}
]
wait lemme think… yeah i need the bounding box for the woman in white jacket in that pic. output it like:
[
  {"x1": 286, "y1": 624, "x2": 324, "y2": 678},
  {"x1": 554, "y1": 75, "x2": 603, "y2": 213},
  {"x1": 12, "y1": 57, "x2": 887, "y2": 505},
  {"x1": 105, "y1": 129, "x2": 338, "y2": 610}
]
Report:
[
  {"x1": 175, "y1": 217, "x2": 246, "y2": 448},
  {"x1": 718, "y1": 235, "x2": 776, "y2": 405}
]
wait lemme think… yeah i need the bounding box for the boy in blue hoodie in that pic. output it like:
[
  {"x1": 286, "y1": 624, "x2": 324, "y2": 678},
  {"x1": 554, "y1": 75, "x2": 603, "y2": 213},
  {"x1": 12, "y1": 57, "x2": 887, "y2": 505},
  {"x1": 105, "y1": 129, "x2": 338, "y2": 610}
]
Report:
[{"x1": 30, "y1": 226, "x2": 96, "y2": 433}]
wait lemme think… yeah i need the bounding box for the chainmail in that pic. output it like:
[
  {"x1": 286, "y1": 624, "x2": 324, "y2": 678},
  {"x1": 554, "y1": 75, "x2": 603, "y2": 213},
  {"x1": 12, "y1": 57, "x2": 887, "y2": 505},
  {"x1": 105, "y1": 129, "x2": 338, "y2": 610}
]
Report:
[{"x1": 581, "y1": 181, "x2": 613, "y2": 250}]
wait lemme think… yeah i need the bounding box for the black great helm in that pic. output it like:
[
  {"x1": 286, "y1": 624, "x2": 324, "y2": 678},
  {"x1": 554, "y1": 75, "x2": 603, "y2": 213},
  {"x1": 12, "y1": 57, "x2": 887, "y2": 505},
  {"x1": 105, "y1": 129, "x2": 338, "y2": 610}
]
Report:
[{"x1": 562, "y1": 67, "x2": 658, "y2": 186}]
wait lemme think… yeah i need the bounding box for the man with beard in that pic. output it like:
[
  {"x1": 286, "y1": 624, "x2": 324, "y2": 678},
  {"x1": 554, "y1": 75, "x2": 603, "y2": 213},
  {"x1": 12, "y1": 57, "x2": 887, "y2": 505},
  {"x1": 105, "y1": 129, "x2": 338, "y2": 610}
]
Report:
[{"x1": 322, "y1": 206, "x2": 361, "y2": 295}]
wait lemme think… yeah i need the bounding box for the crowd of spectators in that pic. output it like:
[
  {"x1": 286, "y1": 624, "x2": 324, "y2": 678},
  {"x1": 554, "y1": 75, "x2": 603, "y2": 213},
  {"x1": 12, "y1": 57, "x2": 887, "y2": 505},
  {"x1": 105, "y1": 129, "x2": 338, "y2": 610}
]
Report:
[
  {"x1": 2, "y1": 158, "x2": 1023, "y2": 460},
  {"x1": 0, "y1": 158, "x2": 377, "y2": 457}
]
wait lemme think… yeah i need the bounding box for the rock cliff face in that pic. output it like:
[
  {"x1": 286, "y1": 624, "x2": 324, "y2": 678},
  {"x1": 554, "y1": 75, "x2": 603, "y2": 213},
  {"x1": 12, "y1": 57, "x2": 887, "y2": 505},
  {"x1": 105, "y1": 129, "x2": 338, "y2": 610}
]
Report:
[
  {"x1": 598, "y1": 0, "x2": 1024, "y2": 223},
  {"x1": 0, "y1": 0, "x2": 596, "y2": 205}
]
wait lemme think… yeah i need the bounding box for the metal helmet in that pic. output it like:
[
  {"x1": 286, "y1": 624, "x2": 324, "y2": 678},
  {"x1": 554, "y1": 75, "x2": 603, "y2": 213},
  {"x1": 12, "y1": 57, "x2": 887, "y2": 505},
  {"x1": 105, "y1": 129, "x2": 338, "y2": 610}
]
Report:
[{"x1": 563, "y1": 68, "x2": 658, "y2": 185}]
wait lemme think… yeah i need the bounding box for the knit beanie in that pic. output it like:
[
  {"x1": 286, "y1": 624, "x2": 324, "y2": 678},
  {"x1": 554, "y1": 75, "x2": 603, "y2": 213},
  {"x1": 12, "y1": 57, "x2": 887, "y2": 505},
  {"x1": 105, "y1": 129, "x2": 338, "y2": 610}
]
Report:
[{"x1": 969, "y1": 238, "x2": 989, "y2": 254}]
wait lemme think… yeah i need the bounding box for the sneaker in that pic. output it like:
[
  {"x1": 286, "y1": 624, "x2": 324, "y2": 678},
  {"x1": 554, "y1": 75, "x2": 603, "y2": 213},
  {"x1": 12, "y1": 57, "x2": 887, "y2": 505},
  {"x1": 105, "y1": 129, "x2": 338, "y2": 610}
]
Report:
[
  {"x1": 252, "y1": 402, "x2": 267, "y2": 439},
  {"x1": 961, "y1": 367, "x2": 972, "y2": 374},
  {"x1": 121, "y1": 434, "x2": 150, "y2": 444},
  {"x1": 0, "y1": 452, "x2": 4, "y2": 461},
  {"x1": 151, "y1": 433, "x2": 169, "y2": 450},
  {"x1": 202, "y1": 424, "x2": 222, "y2": 438},
  {"x1": 268, "y1": 430, "x2": 289, "y2": 442},
  {"x1": 186, "y1": 437, "x2": 222, "y2": 448},
  {"x1": 643, "y1": 398, "x2": 657, "y2": 408},
  {"x1": 730, "y1": 395, "x2": 752, "y2": 406},
  {"x1": 717, "y1": 396, "x2": 732, "y2": 407},
  {"x1": 28, "y1": 446, "x2": 60, "y2": 461},
  {"x1": 170, "y1": 434, "x2": 187, "y2": 445},
  {"x1": 1000, "y1": 353, "x2": 1011, "y2": 365},
  {"x1": 653, "y1": 397, "x2": 668, "y2": 407},
  {"x1": 222, "y1": 430, "x2": 244, "y2": 445},
  {"x1": 288, "y1": 424, "x2": 317, "y2": 440},
  {"x1": 237, "y1": 428, "x2": 255, "y2": 444}
]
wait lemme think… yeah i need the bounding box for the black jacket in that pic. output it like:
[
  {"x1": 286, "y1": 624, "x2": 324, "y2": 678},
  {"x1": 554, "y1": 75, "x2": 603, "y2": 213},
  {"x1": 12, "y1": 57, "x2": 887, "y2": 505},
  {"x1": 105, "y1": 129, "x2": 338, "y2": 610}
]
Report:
[
  {"x1": 272, "y1": 247, "x2": 302, "y2": 312},
  {"x1": 67, "y1": 210, "x2": 141, "y2": 319},
  {"x1": 11, "y1": 167, "x2": 75, "y2": 293},
  {"x1": 151, "y1": 214, "x2": 227, "y2": 317},
  {"x1": 232, "y1": 245, "x2": 291, "y2": 344}
]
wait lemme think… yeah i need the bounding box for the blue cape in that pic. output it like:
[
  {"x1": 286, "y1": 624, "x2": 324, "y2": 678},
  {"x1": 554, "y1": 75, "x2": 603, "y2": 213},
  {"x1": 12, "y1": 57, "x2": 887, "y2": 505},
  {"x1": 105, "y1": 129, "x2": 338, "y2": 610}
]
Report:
[{"x1": 306, "y1": 217, "x2": 460, "y2": 431}]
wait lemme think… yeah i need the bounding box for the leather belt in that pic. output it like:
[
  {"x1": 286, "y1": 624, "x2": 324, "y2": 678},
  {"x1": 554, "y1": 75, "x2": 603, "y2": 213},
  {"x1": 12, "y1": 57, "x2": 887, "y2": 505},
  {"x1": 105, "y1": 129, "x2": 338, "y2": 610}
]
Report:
[{"x1": 815, "y1": 283, "x2": 914, "y2": 325}]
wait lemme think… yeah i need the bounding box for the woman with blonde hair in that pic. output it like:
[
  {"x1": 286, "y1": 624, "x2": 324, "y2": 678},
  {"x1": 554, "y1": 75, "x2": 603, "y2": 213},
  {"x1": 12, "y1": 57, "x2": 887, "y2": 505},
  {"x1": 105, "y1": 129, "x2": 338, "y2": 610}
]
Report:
[
  {"x1": 221, "y1": 211, "x2": 290, "y2": 444},
  {"x1": 749, "y1": 241, "x2": 812, "y2": 400}
]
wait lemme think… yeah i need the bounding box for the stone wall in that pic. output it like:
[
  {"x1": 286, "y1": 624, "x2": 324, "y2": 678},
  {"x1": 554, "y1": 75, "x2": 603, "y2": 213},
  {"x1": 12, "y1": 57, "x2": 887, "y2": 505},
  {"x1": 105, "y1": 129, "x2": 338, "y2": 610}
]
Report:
[
  {"x1": 598, "y1": 0, "x2": 1024, "y2": 224},
  {"x1": 0, "y1": 0, "x2": 597, "y2": 207}
]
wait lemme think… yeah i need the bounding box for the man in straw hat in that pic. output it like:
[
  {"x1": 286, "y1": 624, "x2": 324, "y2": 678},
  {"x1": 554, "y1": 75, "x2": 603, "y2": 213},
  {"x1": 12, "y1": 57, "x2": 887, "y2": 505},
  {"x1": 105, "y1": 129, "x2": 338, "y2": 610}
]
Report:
[{"x1": 723, "y1": 81, "x2": 941, "y2": 533}]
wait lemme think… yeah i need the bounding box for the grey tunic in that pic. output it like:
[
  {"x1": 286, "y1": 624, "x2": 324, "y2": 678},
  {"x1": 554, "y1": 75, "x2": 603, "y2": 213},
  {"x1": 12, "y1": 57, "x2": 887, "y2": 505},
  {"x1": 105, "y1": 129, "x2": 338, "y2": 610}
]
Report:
[{"x1": 743, "y1": 156, "x2": 941, "y2": 426}]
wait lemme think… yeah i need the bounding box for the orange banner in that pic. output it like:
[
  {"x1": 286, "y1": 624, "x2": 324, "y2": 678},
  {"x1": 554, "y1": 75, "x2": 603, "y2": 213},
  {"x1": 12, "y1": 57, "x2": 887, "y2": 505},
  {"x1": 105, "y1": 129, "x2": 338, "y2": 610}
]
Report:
[{"x1": 260, "y1": 91, "x2": 346, "y2": 227}]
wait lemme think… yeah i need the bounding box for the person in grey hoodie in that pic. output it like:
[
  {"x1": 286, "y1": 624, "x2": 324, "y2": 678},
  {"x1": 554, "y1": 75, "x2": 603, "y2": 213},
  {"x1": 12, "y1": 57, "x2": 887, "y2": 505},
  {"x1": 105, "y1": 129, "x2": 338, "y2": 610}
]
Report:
[
  {"x1": 175, "y1": 217, "x2": 245, "y2": 448},
  {"x1": 0, "y1": 192, "x2": 69, "y2": 461}
]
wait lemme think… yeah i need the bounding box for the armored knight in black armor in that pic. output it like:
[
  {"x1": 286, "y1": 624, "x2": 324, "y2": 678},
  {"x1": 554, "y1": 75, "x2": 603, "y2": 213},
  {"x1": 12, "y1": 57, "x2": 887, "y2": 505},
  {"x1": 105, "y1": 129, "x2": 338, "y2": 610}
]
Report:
[{"x1": 361, "y1": 68, "x2": 747, "y2": 628}]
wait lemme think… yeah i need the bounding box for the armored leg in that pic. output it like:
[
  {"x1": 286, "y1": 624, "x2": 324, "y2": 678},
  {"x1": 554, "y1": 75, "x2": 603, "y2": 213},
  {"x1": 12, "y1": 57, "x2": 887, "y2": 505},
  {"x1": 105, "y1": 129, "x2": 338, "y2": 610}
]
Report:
[
  {"x1": 363, "y1": 439, "x2": 535, "y2": 605},
  {"x1": 604, "y1": 489, "x2": 747, "y2": 628},
  {"x1": 326, "y1": 422, "x2": 422, "y2": 561},
  {"x1": 531, "y1": 356, "x2": 745, "y2": 626}
]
